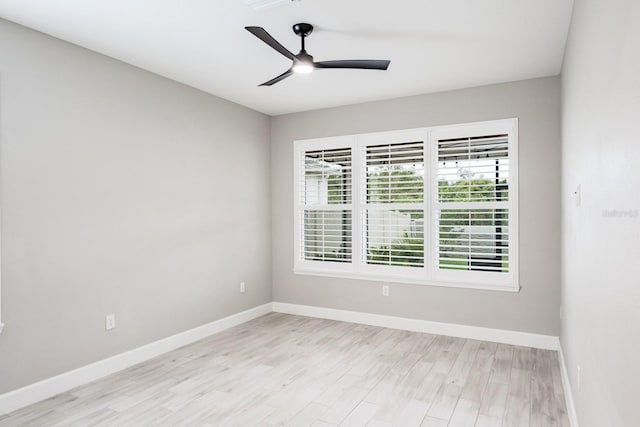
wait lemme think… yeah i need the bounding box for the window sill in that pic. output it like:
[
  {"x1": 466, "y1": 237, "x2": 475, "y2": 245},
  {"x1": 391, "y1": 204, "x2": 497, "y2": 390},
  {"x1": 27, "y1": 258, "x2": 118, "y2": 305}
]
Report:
[{"x1": 293, "y1": 268, "x2": 520, "y2": 293}]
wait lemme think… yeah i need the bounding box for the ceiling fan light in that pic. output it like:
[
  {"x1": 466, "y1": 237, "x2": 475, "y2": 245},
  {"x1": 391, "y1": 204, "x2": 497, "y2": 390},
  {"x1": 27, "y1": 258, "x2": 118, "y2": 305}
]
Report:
[{"x1": 292, "y1": 61, "x2": 314, "y2": 74}]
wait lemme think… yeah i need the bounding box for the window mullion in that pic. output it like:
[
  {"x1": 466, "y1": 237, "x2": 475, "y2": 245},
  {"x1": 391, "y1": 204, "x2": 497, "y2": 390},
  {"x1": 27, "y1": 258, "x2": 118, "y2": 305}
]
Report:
[
  {"x1": 425, "y1": 129, "x2": 434, "y2": 282},
  {"x1": 351, "y1": 138, "x2": 363, "y2": 273}
]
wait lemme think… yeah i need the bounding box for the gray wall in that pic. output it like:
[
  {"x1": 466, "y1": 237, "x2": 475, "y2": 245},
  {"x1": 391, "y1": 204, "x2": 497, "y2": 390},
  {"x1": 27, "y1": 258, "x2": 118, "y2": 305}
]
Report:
[
  {"x1": 561, "y1": 0, "x2": 640, "y2": 425},
  {"x1": 272, "y1": 76, "x2": 562, "y2": 335},
  {"x1": 0, "y1": 19, "x2": 271, "y2": 393}
]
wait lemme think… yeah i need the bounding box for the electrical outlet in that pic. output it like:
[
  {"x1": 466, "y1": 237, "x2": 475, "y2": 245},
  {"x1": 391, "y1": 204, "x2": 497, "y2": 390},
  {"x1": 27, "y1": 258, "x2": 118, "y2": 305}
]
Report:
[
  {"x1": 382, "y1": 285, "x2": 389, "y2": 297},
  {"x1": 576, "y1": 365, "x2": 581, "y2": 391},
  {"x1": 105, "y1": 314, "x2": 116, "y2": 331},
  {"x1": 240, "y1": 281, "x2": 246, "y2": 293}
]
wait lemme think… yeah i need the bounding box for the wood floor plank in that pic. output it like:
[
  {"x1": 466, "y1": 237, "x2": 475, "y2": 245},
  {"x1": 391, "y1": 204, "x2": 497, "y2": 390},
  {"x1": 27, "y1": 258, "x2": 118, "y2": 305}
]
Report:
[
  {"x1": 513, "y1": 347, "x2": 535, "y2": 371},
  {"x1": 391, "y1": 352, "x2": 423, "y2": 375},
  {"x1": 495, "y1": 343, "x2": 515, "y2": 361},
  {"x1": 475, "y1": 414, "x2": 504, "y2": 427},
  {"x1": 0, "y1": 313, "x2": 568, "y2": 427},
  {"x1": 319, "y1": 386, "x2": 369, "y2": 425},
  {"x1": 459, "y1": 369, "x2": 490, "y2": 403},
  {"x1": 395, "y1": 399, "x2": 430, "y2": 426},
  {"x1": 504, "y1": 396, "x2": 531, "y2": 427},
  {"x1": 419, "y1": 416, "x2": 448, "y2": 427},
  {"x1": 364, "y1": 371, "x2": 405, "y2": 405},
  {"x1": 398, "y1": 361, "x2": 435, "y2": 400},
  {"x1": 550, "y1": 353, "x2": 565, "y2": 397},
  {"x1": 489, "y1": 357, "x2": 512, "y2": 385},
  {"x1": 338, "y1": 401, "x2": 379, "y2": 427},
  {"x1": 315, "y1": 374, "x2": 362, "y2": 407},
  {"x1": 448, "y1": 398, "x2": 480, "y2": 426},
  {"x1": 263, "y1": 381, "x2": 325, "y2": 425},
  {"x1": 509, "y1": 368, "x2": 532, "y2": 400},
  {"x1": 310, "y1": 421, "x2": 335, "y2": 427},
  {"x1": 473, "y1": 342, "x2": 498, "y2": 373},
  {"x1": 366, "y1": 420, "x2": 393, "y2": 427},
  {"x1": 426, "y1": 383, "x2": 462, "y2": 420},
  {"x1": 479, "y1": 383, "x2": 509, "y2": 419},
  {"x1": 413, "y1": 371, "x2": 447, "y2": 404},
  {"x1": 445, "y1": 340, "x2": 481, "y2": 387},
  {"x1": 285, "y1": 402, "x2": 329, "y2": 427}
]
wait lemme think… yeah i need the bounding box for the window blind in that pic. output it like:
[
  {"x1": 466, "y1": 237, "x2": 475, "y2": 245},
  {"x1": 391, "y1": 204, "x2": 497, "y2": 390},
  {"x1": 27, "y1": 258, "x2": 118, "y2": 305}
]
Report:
[
  {"x1": 435, "y1": 134, "x2": 511, "y2": 273},
  {"x1": 300, "y1": 147, "x2": 352, "y2": 263},
  {"x1": 364, "y1": 141, "x2": 425, "y2": 268},
  {"x1": 302, "y1": 210, "x2": 352, "y2": 262},
  {"x1": 303, "y1": 148, "x2": 352, "y2": 205},
  {"x1": 365, "y1": 141, "x2": 424, "y2": 203}
]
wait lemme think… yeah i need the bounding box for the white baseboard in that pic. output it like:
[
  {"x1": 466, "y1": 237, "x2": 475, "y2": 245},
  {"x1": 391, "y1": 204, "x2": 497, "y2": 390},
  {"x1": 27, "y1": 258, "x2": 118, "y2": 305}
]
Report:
[
  {"x1": 558, "y1": 344, "x2": 579, "y2": 427},
  {"x1": 272, "y1": 302, "x2": 560, "y2": 351},
  {"x1": 0, "y1": 303, "x2": 273, "y2": 415}
]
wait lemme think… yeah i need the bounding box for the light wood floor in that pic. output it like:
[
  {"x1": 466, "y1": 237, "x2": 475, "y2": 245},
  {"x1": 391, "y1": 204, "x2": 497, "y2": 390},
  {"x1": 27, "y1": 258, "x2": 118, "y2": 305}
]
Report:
[{"x1": 0, "y1": 313, "x2": 569, "y2": 426}]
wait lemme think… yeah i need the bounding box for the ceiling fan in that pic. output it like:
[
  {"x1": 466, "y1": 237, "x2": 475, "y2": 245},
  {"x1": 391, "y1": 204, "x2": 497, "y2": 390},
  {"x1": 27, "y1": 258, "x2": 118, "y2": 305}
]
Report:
[{"x1": 245, "y1": 23, "x2": 391, "y2": 86}]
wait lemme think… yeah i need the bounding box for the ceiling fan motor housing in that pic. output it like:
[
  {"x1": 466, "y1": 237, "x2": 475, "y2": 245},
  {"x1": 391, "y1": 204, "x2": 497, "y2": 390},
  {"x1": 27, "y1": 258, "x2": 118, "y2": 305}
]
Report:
[{"x1": 292, "y1": 23, "x2": 313, "y2": 37}]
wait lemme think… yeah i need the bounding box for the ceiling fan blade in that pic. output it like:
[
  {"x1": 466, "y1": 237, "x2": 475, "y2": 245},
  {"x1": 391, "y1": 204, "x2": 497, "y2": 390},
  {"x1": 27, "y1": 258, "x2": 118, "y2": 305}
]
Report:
[
  {"x1": 314, "y1": 59, "x2": 390, "y2": 70},
  {"x1": 259, "y1": 69, "x2": 294, "y2": 86},
  {"x1": 245, "y1": 26, "x2": 296, "y2": 61}
]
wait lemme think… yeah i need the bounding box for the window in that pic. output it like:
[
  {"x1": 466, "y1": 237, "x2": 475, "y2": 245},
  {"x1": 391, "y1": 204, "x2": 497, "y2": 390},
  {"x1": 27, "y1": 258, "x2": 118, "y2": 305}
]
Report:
[
  {"x1": 300, "y1": 146, "x2": 352, "y2": 263},
  {"x1": 364, "y1": 141, "x2": 425, "y2": 269},
  {"x1": 430, "y1": 121, "x2": 517, "y2": 289},
  {"x1": 294, "y1": 119, "x2": 518, "y2": 291}
]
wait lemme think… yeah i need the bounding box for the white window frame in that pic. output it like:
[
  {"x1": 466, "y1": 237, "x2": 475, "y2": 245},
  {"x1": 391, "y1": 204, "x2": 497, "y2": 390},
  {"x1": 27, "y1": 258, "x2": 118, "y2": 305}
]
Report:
[{"x1": 293, "y1": 118, "x2": 519, "y2": 292}]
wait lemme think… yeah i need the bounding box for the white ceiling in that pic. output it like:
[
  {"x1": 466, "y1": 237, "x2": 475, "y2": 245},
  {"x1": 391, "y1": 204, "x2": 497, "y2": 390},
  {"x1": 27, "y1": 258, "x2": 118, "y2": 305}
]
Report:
[{"x1": 0, "y1": 0, "x2": 574, "y2": 115}]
